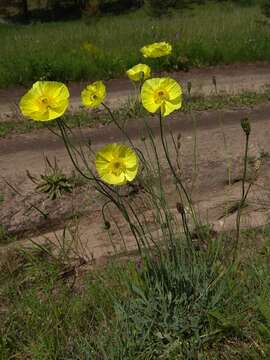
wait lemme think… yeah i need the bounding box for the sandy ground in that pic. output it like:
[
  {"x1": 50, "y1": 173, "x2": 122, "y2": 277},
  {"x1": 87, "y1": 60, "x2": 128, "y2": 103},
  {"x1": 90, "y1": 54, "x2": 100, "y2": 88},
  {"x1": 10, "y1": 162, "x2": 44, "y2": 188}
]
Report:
[{"x1": 1, "y1": 64, "x2": 270, "y2": 264}]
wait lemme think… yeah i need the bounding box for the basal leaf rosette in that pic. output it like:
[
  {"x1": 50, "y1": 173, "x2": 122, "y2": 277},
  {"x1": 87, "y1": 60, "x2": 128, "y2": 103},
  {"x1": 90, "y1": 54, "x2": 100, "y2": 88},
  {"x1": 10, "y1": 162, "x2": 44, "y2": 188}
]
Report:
[
  {"x1": 126, "y1": 63, "x2": 151, "y2": 82},
  {"x1": 81, "y1": 81, "x2": 106, "y2": 108},
  {"x1": 96, "y1": 143, "x2": 138, "y2": 186},
  {"x1": 141, "y1": 77, "x2": 182, "y2": 117},
  {"x1": 19, "y1": 81, "x2": 70, "y2": 121},
  {"x1": 140, "y1": 42, "x2": 172, "y2": 58}
]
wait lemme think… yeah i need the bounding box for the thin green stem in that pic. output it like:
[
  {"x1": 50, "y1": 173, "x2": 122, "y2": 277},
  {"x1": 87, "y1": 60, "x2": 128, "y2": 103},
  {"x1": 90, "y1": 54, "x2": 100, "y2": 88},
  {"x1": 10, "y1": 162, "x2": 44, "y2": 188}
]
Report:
[
  {"x1": 102, "y1": 102, "x2": 134, "y2": 147},
  {"x1": 234, "y1": 132, "x2": 250, "y2": 262},
  {"x1": 159, "y1": 112, "x2": 192, "y2": 206},
  {"x1": 242, "y1": 133, "x2": 249, "y2": 199},
  {"x1": 57, "y1": 119, "x2": 93, "y2": 181}
]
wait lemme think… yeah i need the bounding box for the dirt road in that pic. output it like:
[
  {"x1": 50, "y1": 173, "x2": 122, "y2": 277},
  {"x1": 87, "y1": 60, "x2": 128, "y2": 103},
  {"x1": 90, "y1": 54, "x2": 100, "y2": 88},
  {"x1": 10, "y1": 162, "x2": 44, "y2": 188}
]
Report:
[
  {"x1": 1, "y1": 103, "x2": 270, "y2": 261},
  {"x1": 1, "y1": 64, "x2": 270, "y2": 263},
  {"x1": 1, "y1": 63, "x2": 270, "y2": 120}
]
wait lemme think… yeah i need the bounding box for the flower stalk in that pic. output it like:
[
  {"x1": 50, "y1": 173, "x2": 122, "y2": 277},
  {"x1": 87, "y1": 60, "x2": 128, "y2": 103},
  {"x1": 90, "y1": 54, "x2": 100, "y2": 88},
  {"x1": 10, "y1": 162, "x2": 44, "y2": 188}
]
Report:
[{"x1": 234, "y1": 118, "x2": 251, "y2": 261}]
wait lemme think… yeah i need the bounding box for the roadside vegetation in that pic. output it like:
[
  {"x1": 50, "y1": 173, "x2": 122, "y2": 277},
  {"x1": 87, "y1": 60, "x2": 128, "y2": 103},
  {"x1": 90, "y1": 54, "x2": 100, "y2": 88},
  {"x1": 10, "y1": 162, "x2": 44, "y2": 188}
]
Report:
[
  {"x1": 1, "y1": 88, "x2": 270, "y2": 138},
  {"x1": 1, "y1": 1, "x2": 270, "y2": 88},
  {"x1": 1, "y1": 1, "x2": 270, "y2": 357},
  {"x1": 2, "y1": 227, "x2": 270, "y2": 359}
]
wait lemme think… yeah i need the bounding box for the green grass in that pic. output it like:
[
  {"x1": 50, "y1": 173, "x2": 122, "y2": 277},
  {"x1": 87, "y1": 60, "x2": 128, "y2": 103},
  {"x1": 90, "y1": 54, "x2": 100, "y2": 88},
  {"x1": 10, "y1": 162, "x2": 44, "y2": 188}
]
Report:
[
  {"x1": 0, "y1": 2, "x2": 270, "y2": 88},
  {"x1": 0, "y1": 224, "x2": 17, "y2": 245},
  {"x1": 1, "y1": 89, "x2": 270, "y2": 138},
  {"x1": 1, "y1": 227, "x2": 270, "y2": 359},
  {"x1": 0, "y1": 99, "x2": 142, "y2": 137}
]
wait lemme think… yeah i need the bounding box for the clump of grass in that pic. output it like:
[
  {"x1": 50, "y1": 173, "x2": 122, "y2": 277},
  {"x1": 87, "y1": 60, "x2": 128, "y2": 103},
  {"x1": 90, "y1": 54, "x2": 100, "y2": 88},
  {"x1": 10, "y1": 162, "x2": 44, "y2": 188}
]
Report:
[
  {"x1": 0, "y1": 247, "x2": 133, "y2": 359},
  {"x1": 0, "y1": 224, "x2": 16, "y2": 245},
  {"x1": 1, "y1": 229, "x2": 270, "y2": 359},
  {"x1": 0, "y1": 2, "x2": 270, "y2": 87}
]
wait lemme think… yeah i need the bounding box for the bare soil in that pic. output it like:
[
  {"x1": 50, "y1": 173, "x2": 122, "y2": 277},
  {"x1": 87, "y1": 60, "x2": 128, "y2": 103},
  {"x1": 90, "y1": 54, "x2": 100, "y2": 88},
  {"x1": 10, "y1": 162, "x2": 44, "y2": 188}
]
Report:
[
  {"x1": 2, "y1": 104, "x2": 270, "y2": 262},
  {"x1": 1, "y1": 64, "x2": 270, "y2": 264}
]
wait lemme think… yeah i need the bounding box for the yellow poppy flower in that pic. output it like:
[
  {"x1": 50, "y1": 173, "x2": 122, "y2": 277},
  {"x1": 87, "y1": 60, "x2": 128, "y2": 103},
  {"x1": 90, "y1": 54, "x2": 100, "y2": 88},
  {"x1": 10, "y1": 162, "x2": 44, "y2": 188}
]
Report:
[
  {"x1": 81, "y1": 42, "x2": 100, "y2": 56},
  {"x1": 96, "y1": 143, "x2": 138, "y2": 186},
  {"x1": 126, "y1": 63, "x2": 151, "y2": 82},
  {"x1": 140, "y1": 42, "x2": 172, "y2": 58},
  {"x1": 19, "y1": 81, "x2": 69, "y2": 121},
  {"x1": 81, "y1": 81, "x2": 106, "y2": 108},
  {"x1": 141, "y1": 77, "x2": 182, "y2": 117}
]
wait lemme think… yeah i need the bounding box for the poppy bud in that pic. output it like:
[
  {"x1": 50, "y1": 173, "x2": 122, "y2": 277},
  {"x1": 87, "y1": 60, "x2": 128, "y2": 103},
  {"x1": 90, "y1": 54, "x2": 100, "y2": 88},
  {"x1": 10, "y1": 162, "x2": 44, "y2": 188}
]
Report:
[
  {"x1": 104, "y1": 221, "x2": 111, "y2": 230},
  {"x1": 176, "y1": 202, "x2": 185, "y2": 215},
  {"x1": 241, "y1": 118, "x2": 251, "y2": 136}
]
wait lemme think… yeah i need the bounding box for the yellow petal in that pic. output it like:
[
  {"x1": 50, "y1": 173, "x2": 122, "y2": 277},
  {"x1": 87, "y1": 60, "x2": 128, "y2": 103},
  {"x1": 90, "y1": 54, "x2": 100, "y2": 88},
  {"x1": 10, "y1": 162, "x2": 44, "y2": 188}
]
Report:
[
  {"x1": 95, "y1": 143, "x2": 138, "y2": 186},
  {"x1": 141, "y1": 78, "x2": 162, "y2": 113},
  {"x1": 81, "y1": 81, "x2": 106, "y2": 108},
  {"x1": 126, "y1": 64, "x2": 151, "y2": 81},
  {"x1": 125, "y1": 166, "x2": 138, "y2": 182},
  {"x1": 19, "y1": 81, "x2": 69, "y2": 122},
  {"x1": 141, "y1": 77, "x2": 182, "y2": 116},
  {"x1": 162, "y1": 78, "x2": 182, "y2": 100},
  {"x1": 161, "y1": 99, "x2": 181, "y2": 117}
]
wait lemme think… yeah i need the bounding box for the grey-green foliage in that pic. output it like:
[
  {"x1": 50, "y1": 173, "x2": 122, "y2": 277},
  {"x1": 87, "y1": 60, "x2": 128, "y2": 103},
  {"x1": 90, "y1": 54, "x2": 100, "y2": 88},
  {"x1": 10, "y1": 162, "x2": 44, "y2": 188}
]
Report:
[
  {"x1": 3, "y1": 231, "x2": 270, "y2": 359},
  {"x1": 88, "y1": 239, "x2": 240, "y2": 359},
  {"x1": 27, "y1": 158, "x2": 74, "y2": 200}
]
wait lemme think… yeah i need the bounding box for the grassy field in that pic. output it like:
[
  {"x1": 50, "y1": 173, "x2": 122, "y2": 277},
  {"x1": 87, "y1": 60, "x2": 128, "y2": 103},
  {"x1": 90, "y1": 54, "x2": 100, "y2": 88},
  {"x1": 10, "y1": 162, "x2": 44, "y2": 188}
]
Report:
[
  {"x1": 1, "y1": 2, "x2": 270, "y2": 88},
  {"x1": 1, "y1": 227, "x2": 270, "y2": 359}
]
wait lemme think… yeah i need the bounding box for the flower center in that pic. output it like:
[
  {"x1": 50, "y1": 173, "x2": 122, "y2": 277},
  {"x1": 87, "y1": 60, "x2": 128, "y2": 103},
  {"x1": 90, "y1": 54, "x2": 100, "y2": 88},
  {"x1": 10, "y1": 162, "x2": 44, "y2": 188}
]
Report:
[
  {"x1": 111, "y1": 160, "x2": 125, "y2": 176},
  {"x1": 39, "y1": 96, "x2": 52, "y2": 111},
  {"x1": 155, "y1": 89, "x2": 169, "y2": 103},
  {"x1": 41, "y1": 97, "x2": 49, "y2": 105}
]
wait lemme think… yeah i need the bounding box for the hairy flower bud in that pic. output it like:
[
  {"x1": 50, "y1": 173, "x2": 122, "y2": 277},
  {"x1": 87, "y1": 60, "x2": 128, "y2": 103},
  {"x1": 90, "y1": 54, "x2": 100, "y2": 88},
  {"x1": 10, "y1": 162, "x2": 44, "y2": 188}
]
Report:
[
  {"x1": 176, "y1": 202, "x2": 185, "y2": 215},
  {"x1": 104, "y1": 221, "x2": 111, "y2": 230},
  {"x1": 241, "y1": 118, "x2": 251, "y2": 136},
  {"x1": 177, "y1": 133, "x2": 182, "y2": 150},
  {"x1": 187, "y1": 81, "x2": 192, "y2": 96}
]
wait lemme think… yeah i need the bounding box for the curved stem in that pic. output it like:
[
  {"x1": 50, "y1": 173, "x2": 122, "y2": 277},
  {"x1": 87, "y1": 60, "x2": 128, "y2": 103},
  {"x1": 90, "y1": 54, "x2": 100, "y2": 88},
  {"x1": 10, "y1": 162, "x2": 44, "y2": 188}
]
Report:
[
  {"x1": 159, "y1": 112, "x2": 193, "y2": 208},
  {"x1": 57, "y1": 119, "x2": 124, "y2": 197},
  {"x1": 242, "y1": 134, "x2": 249, "y2": 199},
  {"x1": 234, "y1": 132, "x2": 251, "y2": 262},
  {"x1": 57, "y1": 119, "x2": 93, "y2": 181},
  {"x1": 102, "y1": 102, "x2": 134, "y2": 147}
]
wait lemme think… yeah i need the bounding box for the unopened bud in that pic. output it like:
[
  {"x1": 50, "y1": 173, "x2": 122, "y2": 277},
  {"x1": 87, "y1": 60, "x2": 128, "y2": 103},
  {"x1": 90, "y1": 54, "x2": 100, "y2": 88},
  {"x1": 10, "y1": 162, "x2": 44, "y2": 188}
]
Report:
[
  {"x1": 177, "y1": 133, "x2": 181, "y2": 149},
  {"x1": 187, "y1": 81, "x2": 192, "y2": 96},
  {"x1": 104, "y1": 221, "x2": 111, "y2": 230},
  {"x1": 212, "y1": 76, "x2": 217, "y2": 88},
  {"x1": 140, "y1": 135, "x2": 146, "y2": 142},
  {"x1": 241, "y1": 118, "x2": 251, "y2": 136},
  {"x1": 176, "y1": 202, "x2": 185, "y2": 215}
]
